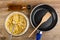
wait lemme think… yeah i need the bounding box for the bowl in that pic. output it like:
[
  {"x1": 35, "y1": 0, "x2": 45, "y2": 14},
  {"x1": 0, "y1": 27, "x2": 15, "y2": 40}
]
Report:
[{"x1": 5, "y1": 11, "x2": 29, "y2": 36}]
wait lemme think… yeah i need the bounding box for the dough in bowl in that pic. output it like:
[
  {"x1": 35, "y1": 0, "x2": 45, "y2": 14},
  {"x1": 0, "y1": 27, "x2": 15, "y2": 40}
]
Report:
[{"x1": 5, "y1": 12, "x2": 29, "y2": 36}]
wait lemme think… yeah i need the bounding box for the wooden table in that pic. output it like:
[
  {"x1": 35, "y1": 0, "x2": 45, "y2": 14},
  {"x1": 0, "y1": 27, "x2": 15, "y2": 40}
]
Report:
[{"x1": 0, "y1": 0, "x2": 60, "y2": 40}]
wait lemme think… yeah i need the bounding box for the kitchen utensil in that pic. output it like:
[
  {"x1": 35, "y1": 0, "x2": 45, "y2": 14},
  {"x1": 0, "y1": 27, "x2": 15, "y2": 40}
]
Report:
[
  {"x1": 8, "y1": 4, "x2": 31, "y2": 11},
  {"x1": 30, "y1": 4, "x2": 58, "y2": 31},
  {"x1": 9, "y1": 22, "x2": 17, "y2": 40},
  {"x1": 0, "y1": 4, "x2": 31, "y2": 11},
  {"x1": 36, "y1": 30, "x2": 42, "y2": 40},
  {"x1": 5, "y1": 12, "x2": 29, "y2": 36},
  {"x1": 30, "y1": 4, "x2": 58, "y2": 40},
  {"x1": 29, "y1": 12, "x2": 51, "y2": 37}
]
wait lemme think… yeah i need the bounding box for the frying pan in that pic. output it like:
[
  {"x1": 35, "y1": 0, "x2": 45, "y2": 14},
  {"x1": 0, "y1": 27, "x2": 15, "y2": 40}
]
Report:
[
  {"x1": 30, "y1": 4, "x2": 58, "y2": 40},
  {"x1": 30, "y1": 4, "x2": 58, "y2": 31}
]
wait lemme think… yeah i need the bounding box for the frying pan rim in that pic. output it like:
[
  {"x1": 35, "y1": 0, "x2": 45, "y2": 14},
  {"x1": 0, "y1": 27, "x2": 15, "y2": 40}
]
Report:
[
  {"x1": 30, "y1": 4, "x2": 47, "y2": 29},
  {"x1": 30, "y1": 4, "x2": 58, "y2": 31}
]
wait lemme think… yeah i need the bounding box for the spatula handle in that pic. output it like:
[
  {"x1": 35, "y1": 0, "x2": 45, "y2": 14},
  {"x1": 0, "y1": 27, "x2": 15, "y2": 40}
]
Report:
[{"x1": 29, "y1": 23, "x2": 41, "y2": 38}]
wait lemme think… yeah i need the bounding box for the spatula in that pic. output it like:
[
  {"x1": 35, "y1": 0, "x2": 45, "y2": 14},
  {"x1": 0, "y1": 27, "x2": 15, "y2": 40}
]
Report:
[
  {"x1": 9, "y1": 21, "x2": 17, "y2": 40},
  {"x1": 29, "y1": 12, "x2": 51, "y2": 38}
]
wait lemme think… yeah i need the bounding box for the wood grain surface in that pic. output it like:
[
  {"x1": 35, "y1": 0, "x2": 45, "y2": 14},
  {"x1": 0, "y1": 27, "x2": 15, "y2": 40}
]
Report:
[{"x1": 0, "y1": 0, "x2": 60, "y2": 40}]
